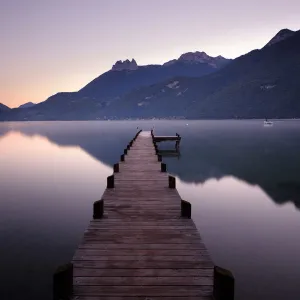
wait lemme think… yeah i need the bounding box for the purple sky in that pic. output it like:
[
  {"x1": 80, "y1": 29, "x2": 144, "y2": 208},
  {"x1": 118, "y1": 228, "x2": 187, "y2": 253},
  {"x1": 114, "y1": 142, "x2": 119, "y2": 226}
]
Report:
[{"x1": 1, "y1": 0, "x2": 299, "y2": 107}]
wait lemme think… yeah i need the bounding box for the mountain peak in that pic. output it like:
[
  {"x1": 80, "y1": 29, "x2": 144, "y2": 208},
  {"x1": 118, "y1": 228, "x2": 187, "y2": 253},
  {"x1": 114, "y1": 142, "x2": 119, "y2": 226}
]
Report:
[
  {"x1": 111, "y1": 59, "x2": 138, "y2": 71},
  {"x1": 19, "y1": 102, "x2": 36, "y2": 109},
  {"x1": 179, "y1": 51, "x2": 210, "y2": 63},
  {"x1": 163, "y1": 51, "x2": 230, "y2": 68},
  {"x1": 266, "y1": 28, "x2": 295, "y2": 47}
]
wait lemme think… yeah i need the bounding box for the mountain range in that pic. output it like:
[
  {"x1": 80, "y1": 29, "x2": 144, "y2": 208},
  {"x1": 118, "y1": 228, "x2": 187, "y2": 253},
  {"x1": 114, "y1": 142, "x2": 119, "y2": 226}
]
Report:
[
  {"x1": 0, "y1": 102, "x2": 36, "y2": 113},
  {"x1": 1, "y1": 28, "x2": 299, "y2": 121}
]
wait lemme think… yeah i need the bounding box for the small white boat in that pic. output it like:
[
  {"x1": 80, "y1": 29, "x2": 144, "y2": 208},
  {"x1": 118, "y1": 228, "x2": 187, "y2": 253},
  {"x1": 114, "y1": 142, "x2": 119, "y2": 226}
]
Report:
[{"x1": 264, "y1": 119, "x2": 273, "y2": 126}]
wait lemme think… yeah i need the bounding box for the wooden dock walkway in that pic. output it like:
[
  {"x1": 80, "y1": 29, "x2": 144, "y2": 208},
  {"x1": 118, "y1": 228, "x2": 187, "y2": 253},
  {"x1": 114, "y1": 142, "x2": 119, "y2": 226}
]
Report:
[{"x1": 53, "y1": 131, "x2": 234, "y2": 300}]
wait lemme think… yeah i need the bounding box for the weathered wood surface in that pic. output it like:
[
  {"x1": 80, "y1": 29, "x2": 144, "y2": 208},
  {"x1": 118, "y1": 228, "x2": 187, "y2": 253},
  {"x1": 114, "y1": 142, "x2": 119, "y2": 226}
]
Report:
[{"x1": 72, "y1": 131, "x2": 214, "y2": 299}]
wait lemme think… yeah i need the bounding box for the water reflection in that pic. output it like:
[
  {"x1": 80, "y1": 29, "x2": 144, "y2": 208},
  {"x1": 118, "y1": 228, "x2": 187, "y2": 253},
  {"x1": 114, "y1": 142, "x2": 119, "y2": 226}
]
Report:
[
  {"x1": 177, "y1": 176, "x2": 300, "y2": 300},
  {"x1": 0, "y1": 120, "x2": 300, "y2": 300},
  {"x1": 0, "y1": 130, "x2": 111, "y2": 300},
  {"x1": 1, "y1": 120, "x2": 299, "y2": 209}
]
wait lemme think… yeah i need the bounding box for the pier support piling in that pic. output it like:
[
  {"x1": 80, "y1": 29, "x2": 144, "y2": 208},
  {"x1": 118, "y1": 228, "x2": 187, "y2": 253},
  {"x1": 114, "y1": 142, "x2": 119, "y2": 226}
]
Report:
[
  {"x1": 93, "y1": 199, "x2": 104, "y2": 219},
  {"x1": 181, "y1": 200, "x2": 191, "y2": 218},
  {"x1": 53, "y1": 263, "x2": 73, "y2": 300},
  {"x1": 169, "y1": 175, "x2": 176, "y2": 188},
  {"x1": 107, "y1": 175, "x2": 114, "y2": 188},
  {"x1": 113, "y1": 163, "x2": 119, "y2": 173},
  {"x1": 213, "y1": 266, "x2": 235, "y2": 300}
]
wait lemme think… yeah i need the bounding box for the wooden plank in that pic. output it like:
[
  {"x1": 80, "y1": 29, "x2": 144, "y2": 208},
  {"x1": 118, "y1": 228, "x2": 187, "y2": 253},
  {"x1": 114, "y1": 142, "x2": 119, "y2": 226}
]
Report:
[
  {"x1": 71, "y1": 296, "x2": 212, "y2": 300},
  {"x1": 81, "y1": 232, "x2": 201, "y2": 239},
  {"x1": 74, "y1": 276, "x2": 213, "y2": 286},
  {"x1": 73, "y1": 268, "x2": 213, "y2": 277},
  {"x1": 73, "y1": 255, "x2": 210, "y2": 262},
  {"x1": 74, "y1": 249, "x2": 209, "y2": 257},
  {"x1": 86, "y1": 226, "x2": 198, "y2": 231},
  {"x1": 73, "y1": 260, "x2": 214, "y2": 269},
  {"x1": 83, "y1": 229, "x2": 200, "y2": 235},
  {"x1": 73, "y1": 285, "x2": 213, "y2": 297},
  {"x1": 78, "y1": 243, "x2": 208, "y2": 250}
]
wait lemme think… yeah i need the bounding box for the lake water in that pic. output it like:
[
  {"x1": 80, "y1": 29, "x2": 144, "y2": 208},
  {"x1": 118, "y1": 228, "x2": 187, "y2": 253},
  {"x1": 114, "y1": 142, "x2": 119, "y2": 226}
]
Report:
[{"x1": 0, "y1": 120, "x2": 300, "y2": 300}]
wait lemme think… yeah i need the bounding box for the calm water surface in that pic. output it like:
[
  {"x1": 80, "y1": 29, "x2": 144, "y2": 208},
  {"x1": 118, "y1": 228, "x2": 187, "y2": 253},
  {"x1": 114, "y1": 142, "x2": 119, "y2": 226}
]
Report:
[{"x1": 0, "y1": 120, "x2": 300, "y2": 300}]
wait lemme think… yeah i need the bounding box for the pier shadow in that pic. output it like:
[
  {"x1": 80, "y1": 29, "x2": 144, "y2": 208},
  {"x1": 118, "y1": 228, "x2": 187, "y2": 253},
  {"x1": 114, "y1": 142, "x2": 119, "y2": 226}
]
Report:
[
  {"x1": 0, "y1": 120, "x2": 300, "y2": 210},
  {"x1": 158, "y1": 149, "x2": 181, "y2": 159}
]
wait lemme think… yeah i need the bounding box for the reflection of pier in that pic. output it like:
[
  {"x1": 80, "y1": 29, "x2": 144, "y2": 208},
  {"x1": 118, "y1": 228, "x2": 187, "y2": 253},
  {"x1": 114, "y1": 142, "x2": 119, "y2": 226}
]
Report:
[
  {"x1": 157, "y1": 149, "x2": 181, "y2": 158},
  {"x1": 53, "y1": 130, "x2": 235, "y2": 300}
]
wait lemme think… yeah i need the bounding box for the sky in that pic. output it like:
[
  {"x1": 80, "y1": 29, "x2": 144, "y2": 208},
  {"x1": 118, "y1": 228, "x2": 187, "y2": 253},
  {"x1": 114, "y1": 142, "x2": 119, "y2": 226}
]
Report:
[{"x1": 0, "y1": 0, "x2": 299, "y2": 108}]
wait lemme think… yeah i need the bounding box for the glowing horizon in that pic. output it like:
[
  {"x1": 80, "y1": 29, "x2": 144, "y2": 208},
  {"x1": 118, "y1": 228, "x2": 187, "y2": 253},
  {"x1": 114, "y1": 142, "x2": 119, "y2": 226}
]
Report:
[{"x1": 1, "y1": 0, "x2": 299, "y2": 108}]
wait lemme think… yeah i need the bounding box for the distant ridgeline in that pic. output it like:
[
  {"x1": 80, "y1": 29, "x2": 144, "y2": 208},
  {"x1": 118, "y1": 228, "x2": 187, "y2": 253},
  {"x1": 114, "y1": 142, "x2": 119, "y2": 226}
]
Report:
[{"x1": 1, "y1": 28, "x2": 300, "y2": 121}]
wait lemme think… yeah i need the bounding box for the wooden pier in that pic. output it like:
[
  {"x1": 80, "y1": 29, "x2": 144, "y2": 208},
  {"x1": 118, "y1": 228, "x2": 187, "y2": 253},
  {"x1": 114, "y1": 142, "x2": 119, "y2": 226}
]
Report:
[
  {"x1": 53, "y1": 130, "x2": 234, "y2": 300},
  {"x1": 152, "y1": 130, "x2": 181, "y2": 151}
]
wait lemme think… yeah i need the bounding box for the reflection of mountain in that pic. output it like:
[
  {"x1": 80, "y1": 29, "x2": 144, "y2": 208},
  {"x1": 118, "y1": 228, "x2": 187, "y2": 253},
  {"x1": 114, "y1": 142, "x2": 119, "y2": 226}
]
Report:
[
  {"x1": 1, "y1": 121, "x2": 300, "y2": 209},
  {"x1": 0, "y1": 122, "x2": 140, "y2": 168}
]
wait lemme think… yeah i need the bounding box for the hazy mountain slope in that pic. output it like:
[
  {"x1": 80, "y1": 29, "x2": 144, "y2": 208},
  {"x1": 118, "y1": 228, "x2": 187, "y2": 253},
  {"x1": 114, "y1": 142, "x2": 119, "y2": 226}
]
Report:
[
  {"x1": 0, "y1": 103, "x2": 10, "y2": 111},
  {"x1": 19, "y1": 102, "x2": 36, "y2": 109},
  {"x1": 0, "y1": 52, "x2": 230, "y2": 121},
  {"x1": 106, "y1": 29, "x2": 300, "y2": 119},
  {"x1": 265, "y1": 28, "x2": 295, "y2": 47},
  {"x1": 0, "y1": 103, "x2": 10, "y2": 116},
  {"x1": 78, "y1": 54, "x2": 231, "y2": 99}
]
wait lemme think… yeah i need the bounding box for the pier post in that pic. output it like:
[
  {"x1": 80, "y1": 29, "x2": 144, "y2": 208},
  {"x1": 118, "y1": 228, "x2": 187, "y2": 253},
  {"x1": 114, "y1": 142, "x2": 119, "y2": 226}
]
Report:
[
  {"x1": 124, "y1": 149, "x2": 128, "y2": 155},
  {"x1": 107, "y1": 175, "x2": 114, "y2": 188},
  {"x1": 169, "y1": 175, "x2": 176, "y2": 188},
  {"x1": 181, "y1": 200, "x2": 191, "y2": 218},
  {"x1": 135, "y1": 129, "x2": 142, "y2": 140},
  {"x1": 213, "y1": 266, "x2": 235, "y2": 300},
  {"x1": 53, "y1": 263, "x2": 73, "y2": 300},
  {"x1": 158, "y1": 155, "x2": 162, "y2": 162},
  {"x1": 113, "y1": 163, "x2": 119, "y2": 173},
  {"x1": 121, "y1": 154, "x2": 125, "y2": 161},
  {"x1": 161, "y1": 163, "x2": 167, "y2": 172},
  {"x1": 93, "y1": 199, "x2": 104, "y2": 219}
]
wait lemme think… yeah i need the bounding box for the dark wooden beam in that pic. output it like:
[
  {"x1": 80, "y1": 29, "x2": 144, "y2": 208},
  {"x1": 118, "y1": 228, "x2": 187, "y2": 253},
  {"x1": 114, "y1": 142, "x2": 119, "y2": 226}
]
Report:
[
  {"x1": 213, "y1": 266, "x2": 235, "y2": 300},
  {"x1": 53, "y1": 263, "x2": 73, "y2": 300},
  {"x1": 107, "y1": 175, "x2": 114, "y2": 188},
  {"x1": 113, "y1": 163, "x2": 119, "y2": 173},
  {"x1": 161, "y1": 163, "x2": 167, "y2": 172},
  {"x1": 93, "y1": 199, "x2": 104, "y2": 219},
  {"x1": 181, "y1": 200, "x2": 191, "y2": 219},
  {"x1": 169, "y1": 175, "x2": 176, "y2": 188}
]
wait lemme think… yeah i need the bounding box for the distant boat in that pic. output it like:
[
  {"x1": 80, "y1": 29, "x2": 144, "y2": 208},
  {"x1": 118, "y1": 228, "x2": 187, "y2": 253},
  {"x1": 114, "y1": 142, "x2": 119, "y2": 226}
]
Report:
[{"x1": 264, "y1": 119, "x2": 273, "y2": 126}]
